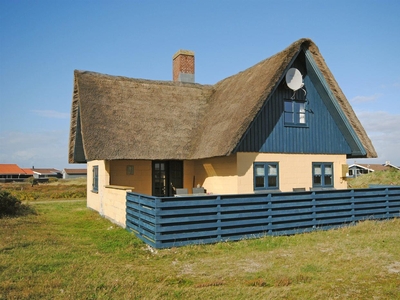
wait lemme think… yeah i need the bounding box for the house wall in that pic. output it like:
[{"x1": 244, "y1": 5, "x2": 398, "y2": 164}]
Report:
[
  {"x1": 87, "y1": 160, "x2": 110, "y2": 214},
  {"x1": 109, "y1": 160, "x2": 151, "y2": 195},
  {"x1": 237, "y1": 153, "x2": 348, "y2": 192},
  {"x1": 192, "y1": 155, "x2": 239, "y2": 194},
  {"x1": 187, "y1": 153, "x2": 346, "y2": 195},
  {"x1": 87, "y1": 160, "x2": 130, "y2": 227}
]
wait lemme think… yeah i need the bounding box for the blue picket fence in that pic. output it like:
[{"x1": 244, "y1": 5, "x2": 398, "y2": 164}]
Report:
[{"x1": 126, "y1": 187, "x2": 400, "y2": 249}]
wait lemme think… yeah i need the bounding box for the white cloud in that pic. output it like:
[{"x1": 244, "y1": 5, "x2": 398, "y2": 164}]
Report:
[
  {"x1": 350, "y1": 94, "x2": 381, "y2": 103},
  {"x1": 353, "y1": 110, "x2": 400, "y2": 166},
  {"x1": 32, "y1": 110, "x2": 70, "y2": 119}
]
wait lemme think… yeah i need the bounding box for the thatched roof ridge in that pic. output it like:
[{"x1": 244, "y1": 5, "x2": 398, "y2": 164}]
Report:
[{"x1": 69, "y1": 38, "x2": 376, "y2": 163}]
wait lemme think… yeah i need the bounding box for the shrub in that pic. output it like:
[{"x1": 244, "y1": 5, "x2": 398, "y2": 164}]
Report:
[{"x1": 0, "y1": 190, "x2": 35, "y2": 218}]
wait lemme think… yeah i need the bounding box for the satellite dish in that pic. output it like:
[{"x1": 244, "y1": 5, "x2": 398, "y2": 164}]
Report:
[{"x1": 285, "y1": 68, "x2": 304, "y2": 91}]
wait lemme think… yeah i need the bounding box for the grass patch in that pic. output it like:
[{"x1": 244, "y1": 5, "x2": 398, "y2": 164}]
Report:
[
  {"x1": 0, "y1": 178, "x2": 86, "y2": 201},
  {"x1": 348, "y1": 169, "x2": 400, "y2": 189},
  {"x1": 1, "y1": 201, "x2": 400, "y2": 299}
]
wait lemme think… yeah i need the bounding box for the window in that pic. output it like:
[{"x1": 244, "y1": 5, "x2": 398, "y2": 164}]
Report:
[
  {"x1": 312, "y1": 163, "x2": 333, "y2": 187},
  {"x1": 126, "y1": 165, "x2": 134, "y2": 175},
  {"x1": 254, "y1": 163, "x2": 279, "y2": 190},
  {"x1": 284, "y1": 100, "x2": 306, "y2": 126},
  {"x1": 92, "y1": 165, "x2": 99, "y2": 192}
]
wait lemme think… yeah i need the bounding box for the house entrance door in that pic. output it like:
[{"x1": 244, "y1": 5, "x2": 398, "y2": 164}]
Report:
[{"x1": 152, "y1": 161, "x2": 183, "y2": 197}]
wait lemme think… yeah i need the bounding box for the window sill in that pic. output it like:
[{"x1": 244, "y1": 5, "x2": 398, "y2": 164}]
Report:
[
  {"x1": 254, "y1": 189, "x2": 281, "y2": 194},
  {"x1": 284, "y1": 123, "x2": 309, "y2": 128}
]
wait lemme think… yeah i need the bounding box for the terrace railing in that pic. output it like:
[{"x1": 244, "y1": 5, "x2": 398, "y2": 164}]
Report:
[{"x1": 126, "y1": 187, "x2": 400, "y2": 249}]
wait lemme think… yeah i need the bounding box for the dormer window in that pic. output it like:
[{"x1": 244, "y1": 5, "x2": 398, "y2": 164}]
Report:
[{"x1": 284, "y1": 99, "x2": 307, "y2": 126}]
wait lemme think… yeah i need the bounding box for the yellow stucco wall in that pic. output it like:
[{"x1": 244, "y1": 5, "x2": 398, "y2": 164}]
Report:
[
  {"x1": 186, "y1": 153, "x2": 347, "y2": 194},
  {"x1": 236, "y1": 153, "x2": 348, "y2": 193},
  {"x1": 87, "y1": 160, "x2": 130, "y2": 228},
  {"x1": 87, "y1": 160, "x2": 110, "y2": 214},
  {"x1": 193, "y1": 155, "x2": 239, "y2": 195},
  {"x1": 109, "y1": 160, "x2": 152, "y2": 195}
]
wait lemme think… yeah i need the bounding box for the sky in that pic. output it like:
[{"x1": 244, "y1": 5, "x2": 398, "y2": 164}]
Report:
[{"x1": 0, "y1": 0, "x2": 399, "y2": 170}]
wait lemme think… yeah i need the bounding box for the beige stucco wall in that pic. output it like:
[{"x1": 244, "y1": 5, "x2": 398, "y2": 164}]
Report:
[
  {"x1": 87, "y1": 160, "x2": 130, "y2": 228},
  {"x1": 109, "y1": 160, "x2": 151, "y2": 195},
  {"x1": 236, "y1": 153, "x2": 348, "y2": 193},
  {"x1": 87, "y1": 160, "x2": 110, "y2": 214},
  {"x1": 193, "y1": 155, "x2": 239, "y2": 195},
  {"x1": 188, "y1": 153, "x2": 347, "y2": 194}
]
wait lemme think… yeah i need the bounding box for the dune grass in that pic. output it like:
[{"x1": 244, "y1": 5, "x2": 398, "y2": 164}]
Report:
[
  {"x1": 0, "y1": 178, "x2": 86, "y2": 201},
  {"x1": 1, "y1": 201, "x2": 399, "y2": 299},
  {"x1": 347, "y1": 169, "x2": 400, "y2": 189}
]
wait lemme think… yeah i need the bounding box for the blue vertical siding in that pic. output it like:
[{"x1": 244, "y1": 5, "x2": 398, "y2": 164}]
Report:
[{"x1": 235, "y1": 50, "x2": 355, "y2": 155}]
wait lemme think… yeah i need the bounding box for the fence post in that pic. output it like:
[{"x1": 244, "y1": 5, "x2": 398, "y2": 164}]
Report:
[
  {"x1": 312, "y1": 197, "x2": 317, "y2": 229},
  {"x1": 385, "y1": 187, "x2": 390, "y2": 218},
  {"x1": 350, "y1": 189, "x2": 355, "y2": 223},
  {"x1": 267, "y1": 193, "x2": 272, "y2": 234},
  {"x1": 216, "y1": 195, "x2": 222, "y2": 242}
]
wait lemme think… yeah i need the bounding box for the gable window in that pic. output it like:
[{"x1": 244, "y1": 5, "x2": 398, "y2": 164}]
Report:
[
  {"x1": 312, "y1": 163, "x2": 333, "y2": 187},
  {"x1": 92, "y1": 165, "x2": 99, "y2": 192},
  {"x1": 254, "y1": 163, "x2": 279, "y2": 190},
  {"x1": 284, "y1": 100, "x2": 306, "y2": 126}
]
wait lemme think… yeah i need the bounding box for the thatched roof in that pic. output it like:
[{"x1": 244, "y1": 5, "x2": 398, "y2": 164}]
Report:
[{"x1": 69, "y1": 38, "x2": 376, "y2": 163}]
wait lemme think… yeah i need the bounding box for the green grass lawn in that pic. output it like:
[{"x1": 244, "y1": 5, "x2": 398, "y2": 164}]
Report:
[{"x1": 1, "y1": 201, "x2": 400, "y2": 299}]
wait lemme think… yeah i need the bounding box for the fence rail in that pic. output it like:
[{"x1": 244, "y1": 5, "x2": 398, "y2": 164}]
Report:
[{"x1": 126, "y1": 187, "x2": 400, "y2": 249}]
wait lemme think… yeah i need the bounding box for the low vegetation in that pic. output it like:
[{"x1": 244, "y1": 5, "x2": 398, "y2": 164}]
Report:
[
  {"x1": 1, "y1": 171, "x2": 399, "y2": 298},
  {"x1": 0, "y1": 191, "x2": 36, "y2": 218},
  {"x1": 0, "y1": 178, "x2": 86, "y2": 201},
  {"x1": 1, "y1": 201, "x2": 399, "y2": 299},
  {"x1": 347, "y1": 169, "x2": 400, "y2": 189}
]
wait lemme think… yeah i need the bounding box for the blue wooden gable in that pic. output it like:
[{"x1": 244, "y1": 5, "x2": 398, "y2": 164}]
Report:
[{"x1": 235, "y1": 49, "x2": 367, "y2": 157}]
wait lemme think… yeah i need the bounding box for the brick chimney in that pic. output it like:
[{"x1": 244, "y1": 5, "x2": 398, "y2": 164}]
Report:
[{"x1": 173, "y1": 50, "x2": 195, "y2": 83}]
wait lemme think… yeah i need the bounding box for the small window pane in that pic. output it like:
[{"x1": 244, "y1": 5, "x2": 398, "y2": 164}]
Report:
[
  {"x1": 285, "y1": 112, "x2": 293, "y2": 123},
  {"x1": 268, "y1": 176, "x2": 277, "y2": 187},
  {"x1": 313, "y1": 175, "x2": 321, "y2": 185},
  {"x1": 126, "y1": 165, "x2": 134, "y2": 175},
  {"x1": 255, "y1": 177, "x2": 264, "y2": 188},
  {"x1": 299, "y1": 112, "x2": 306, "y2": 124},
  {"x1": 325, "y1": 175, "x2": 332, "y2": 186},
  {"x1": 284, "y1": 101, "x2": 292, "y2": 112},
  {"x1": 268, "y1": 165, "x2": 277, "y2": 176},
  {"x1": 255, "y1": 165, "x2": 265, "y2": 176},
  {"x1": 325, "y1": 165, "x2": 332, "y2": 175},
  {"x1": 314, "y1": 165, "x2": 321, "y2": 175}
]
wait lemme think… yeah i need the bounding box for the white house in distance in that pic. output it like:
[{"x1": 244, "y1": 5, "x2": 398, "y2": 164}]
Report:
[
  {"x1": 31, "y1": 168, "x2": 62, "y2": 179},
  {"x1": 348, "y1": 161, "x2": 400, "y2": 178},
  {"x1": 62, "y1": 168, "x2": 87, "y2": 179}
]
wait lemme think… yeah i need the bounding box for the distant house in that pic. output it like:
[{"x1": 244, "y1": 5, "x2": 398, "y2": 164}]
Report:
[
  {"x1": 69, "y1": 38, "x2": 377, "y2": 227},
  {"x1": 348, "y1": 162, "x2": 400, "y2": 178},
  {"x1": 0, "y1": 164, "x2": 34, "y2": 183},
  {"x1": 62, "y1": 168, "x2": 87, "y2": 179},
  {"x1": 32, "y1": 168, "x2": 62, "y2": 179}
]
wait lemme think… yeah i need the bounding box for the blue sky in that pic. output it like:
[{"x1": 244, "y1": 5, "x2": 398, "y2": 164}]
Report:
[{"x1": 0, "y1": 0, "x2": 399, "y2": 169}]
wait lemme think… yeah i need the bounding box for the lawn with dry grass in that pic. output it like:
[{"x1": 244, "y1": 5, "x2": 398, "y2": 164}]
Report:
[
  {"x1": 0, "y1": 178, "x2": 86, "y2": 201},
  {"x1": 1, "y1": 201, "x2": 399, "y2": 299}
]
